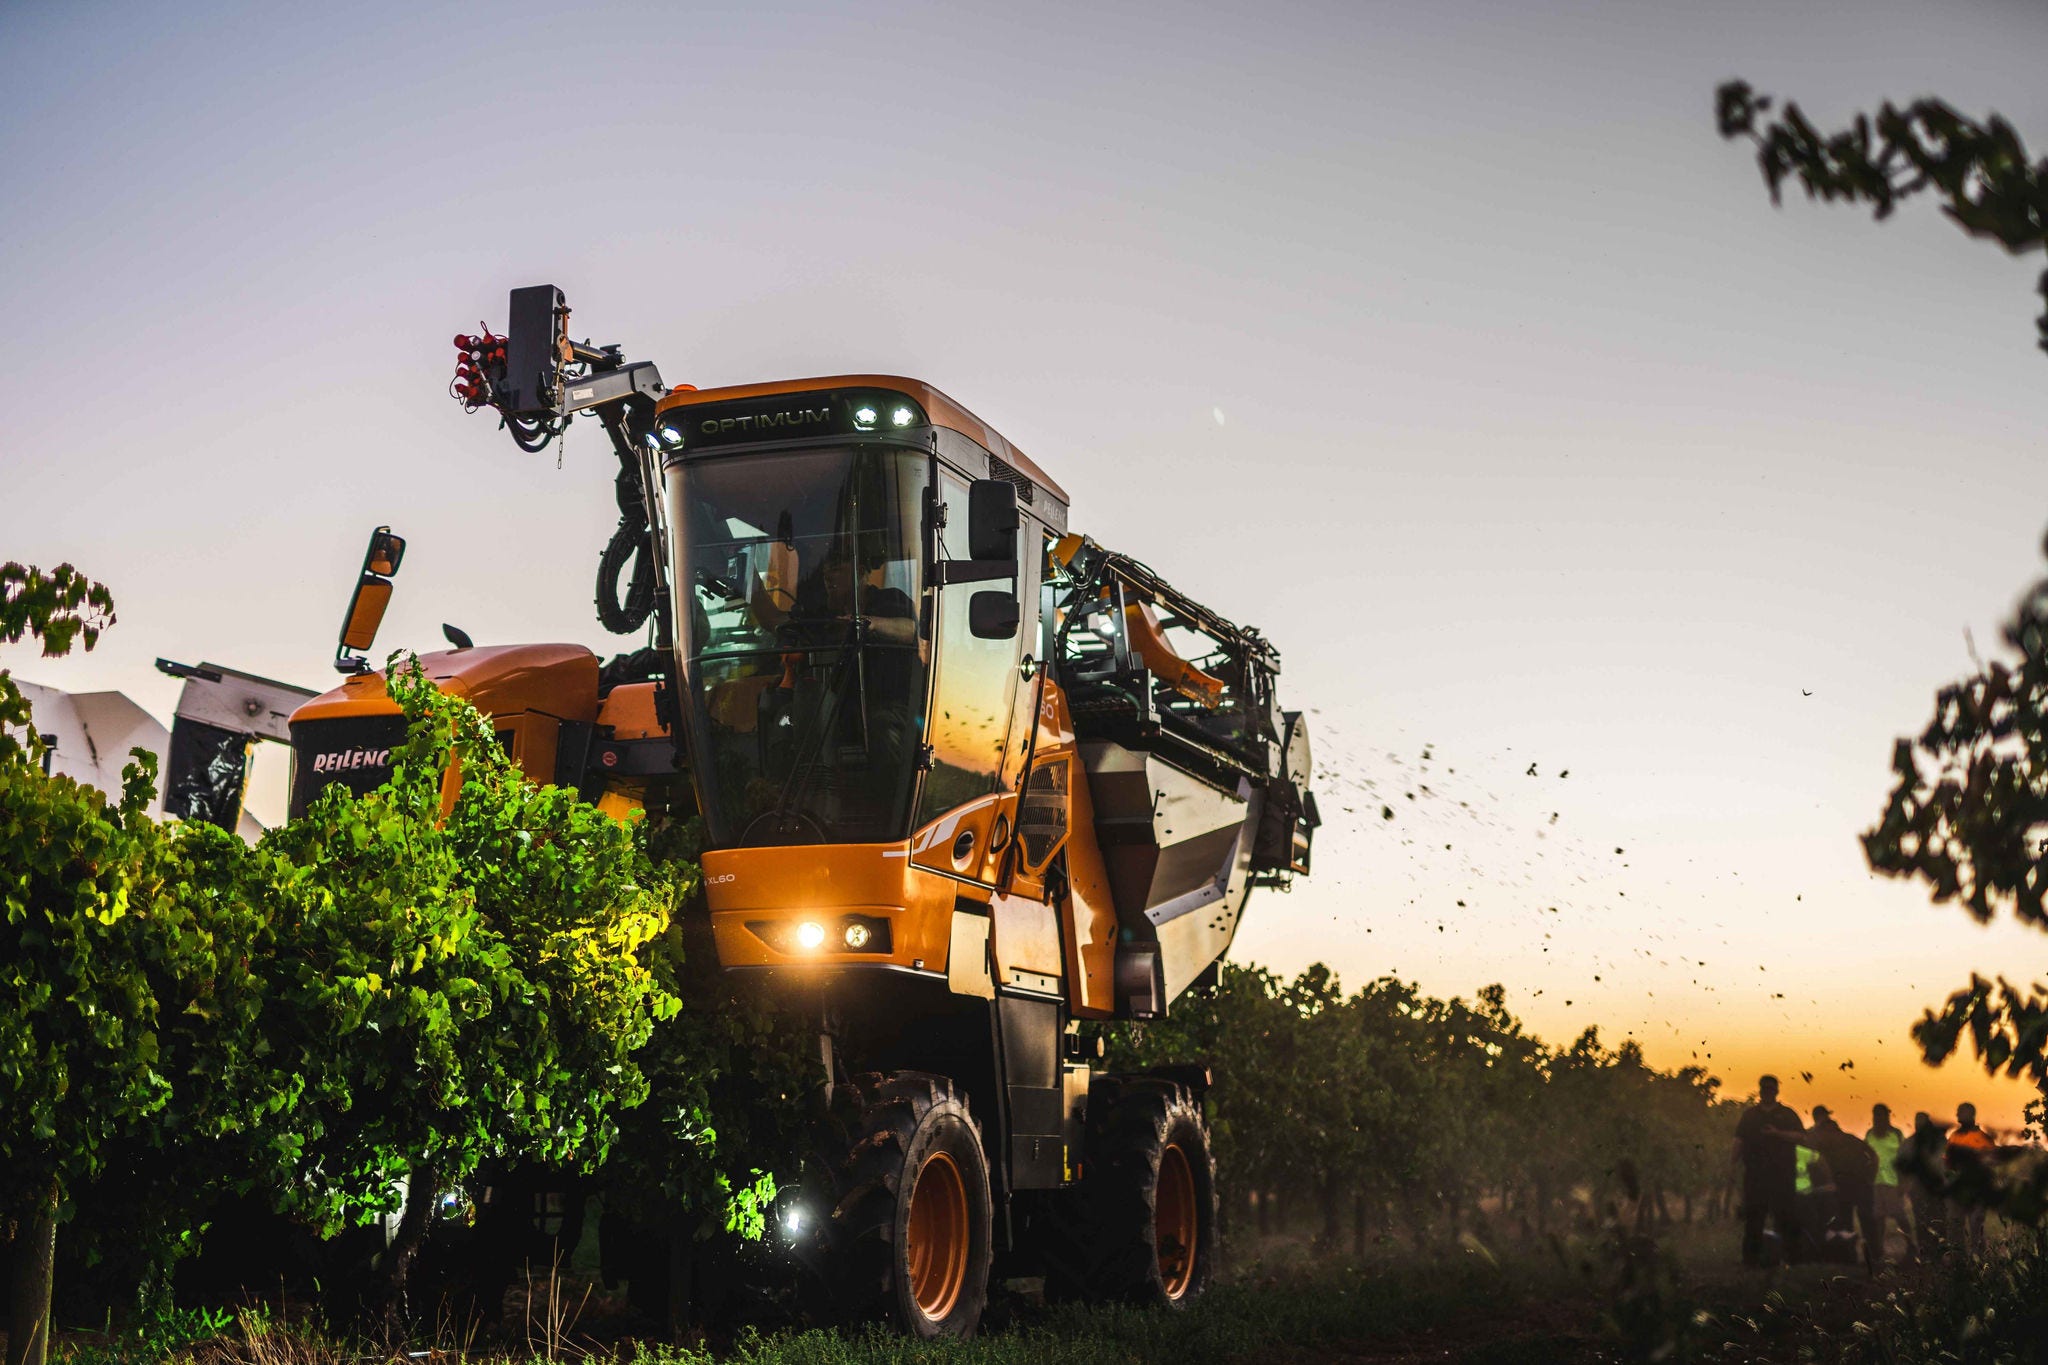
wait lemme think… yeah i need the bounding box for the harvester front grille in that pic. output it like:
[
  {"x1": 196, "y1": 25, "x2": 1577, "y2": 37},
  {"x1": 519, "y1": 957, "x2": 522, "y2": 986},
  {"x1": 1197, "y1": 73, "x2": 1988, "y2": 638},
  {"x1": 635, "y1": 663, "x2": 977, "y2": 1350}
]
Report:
[{"x1": 288, "y1": 714, "x2": 409, "y2": 818}]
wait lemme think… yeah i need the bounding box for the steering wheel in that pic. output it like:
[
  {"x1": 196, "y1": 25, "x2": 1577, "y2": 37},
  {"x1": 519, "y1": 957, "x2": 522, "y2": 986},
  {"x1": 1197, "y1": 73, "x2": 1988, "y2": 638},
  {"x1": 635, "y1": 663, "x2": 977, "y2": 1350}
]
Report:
[
  {"x1": 741, "y1": 808, "x2": 828, "y2": 847},
  {"x1": 776, "y1": 616, "x2": 851, "y2": 648}
]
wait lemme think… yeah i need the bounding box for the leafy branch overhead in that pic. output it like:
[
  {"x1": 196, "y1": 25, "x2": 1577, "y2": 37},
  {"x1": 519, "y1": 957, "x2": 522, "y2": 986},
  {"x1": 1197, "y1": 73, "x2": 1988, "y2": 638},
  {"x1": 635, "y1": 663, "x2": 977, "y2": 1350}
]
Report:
[
  {"x1": 1855, "y1": 469, "x2": 2048, "y2": 1207},
  {"x1": 1716, "y1": 81, "x2": 2048, "y2": 353},
  {"x1": 1861, "y1": 537, "x2": 2048, "y2": 1158},
  {"x1": 1864, "y1": 567, "x2": 2048, "y2": 932}
]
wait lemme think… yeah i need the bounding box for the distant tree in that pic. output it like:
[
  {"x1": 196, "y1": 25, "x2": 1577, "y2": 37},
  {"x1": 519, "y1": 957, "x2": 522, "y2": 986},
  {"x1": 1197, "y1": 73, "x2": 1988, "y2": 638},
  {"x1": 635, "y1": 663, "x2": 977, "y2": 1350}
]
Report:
[{"x1": 1107, "y1": 964, "x2": 1734, "y2": 1253}]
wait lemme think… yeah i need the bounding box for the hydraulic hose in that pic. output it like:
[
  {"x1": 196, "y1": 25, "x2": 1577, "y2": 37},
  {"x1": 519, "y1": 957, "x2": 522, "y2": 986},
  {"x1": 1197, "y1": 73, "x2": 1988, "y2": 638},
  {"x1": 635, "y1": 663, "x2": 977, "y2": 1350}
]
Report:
[
  {"x1": 508, "y1": 414, "x2": 557, "y2": 453},
  {"x1": 595, "y1": 519, "x2": 656, "y2": 635}
]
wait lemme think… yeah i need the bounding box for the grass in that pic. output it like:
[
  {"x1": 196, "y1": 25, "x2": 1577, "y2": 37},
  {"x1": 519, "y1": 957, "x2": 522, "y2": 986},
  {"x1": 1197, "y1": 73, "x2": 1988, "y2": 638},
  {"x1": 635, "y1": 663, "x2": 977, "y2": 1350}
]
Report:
[
  {"x1": 55, "y1": 1235, "x2": 1602, "y2": 1365},
  {"x1": 49, "y1": 1219, "x2": 2048, "y2": 1365},
  {"x1": 633, "y1": 1257, "x2": 1589, "y2": 1365},
  {"x1": 53, "y1": 1307, "x2": 249, "y2": 1365}
]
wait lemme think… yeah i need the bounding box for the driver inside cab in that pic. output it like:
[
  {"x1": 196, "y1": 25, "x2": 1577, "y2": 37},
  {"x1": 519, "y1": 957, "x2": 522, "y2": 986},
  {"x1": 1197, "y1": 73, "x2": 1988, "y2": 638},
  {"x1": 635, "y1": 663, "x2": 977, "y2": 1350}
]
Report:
[{"x1": 798, "y1": 536, "x2": 919, "y2": 647}]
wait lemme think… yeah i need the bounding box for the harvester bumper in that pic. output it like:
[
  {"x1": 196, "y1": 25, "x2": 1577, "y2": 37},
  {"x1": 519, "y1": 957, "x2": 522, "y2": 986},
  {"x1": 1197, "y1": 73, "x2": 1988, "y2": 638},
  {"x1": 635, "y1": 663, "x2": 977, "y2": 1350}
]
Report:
[{"x1": 704, "y1": 843, "x2": 968, "y2": 980}]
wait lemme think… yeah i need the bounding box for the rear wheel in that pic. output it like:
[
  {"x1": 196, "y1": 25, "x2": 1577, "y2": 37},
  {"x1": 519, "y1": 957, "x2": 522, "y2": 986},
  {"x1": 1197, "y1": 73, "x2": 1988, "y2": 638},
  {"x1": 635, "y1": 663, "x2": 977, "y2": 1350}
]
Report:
[
  {"x1": 825, "y1": 1072, "x2": 992, "y2": 1338},
  {"x1": 1154, "y1": 1140, "x2": 1200, "y2": 1299},
  {"x1": 1046, "y1": 1078, "x2": 1217, "y2": 1307}
]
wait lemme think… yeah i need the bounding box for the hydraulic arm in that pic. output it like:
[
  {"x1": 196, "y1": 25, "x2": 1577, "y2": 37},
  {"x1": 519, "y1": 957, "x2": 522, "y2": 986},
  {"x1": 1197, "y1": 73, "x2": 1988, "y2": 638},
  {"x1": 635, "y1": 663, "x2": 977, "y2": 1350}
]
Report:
[{"x1": 451, "y1": 284, "x2": 676, "y2": 647}]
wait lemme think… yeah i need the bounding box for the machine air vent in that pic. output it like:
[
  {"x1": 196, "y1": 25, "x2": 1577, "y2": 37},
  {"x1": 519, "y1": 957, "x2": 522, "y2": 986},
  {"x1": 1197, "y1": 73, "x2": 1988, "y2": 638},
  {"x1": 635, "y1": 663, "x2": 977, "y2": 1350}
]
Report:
[{"x1": 988, "y1": 452, "x2": 1036, "y2": 505}]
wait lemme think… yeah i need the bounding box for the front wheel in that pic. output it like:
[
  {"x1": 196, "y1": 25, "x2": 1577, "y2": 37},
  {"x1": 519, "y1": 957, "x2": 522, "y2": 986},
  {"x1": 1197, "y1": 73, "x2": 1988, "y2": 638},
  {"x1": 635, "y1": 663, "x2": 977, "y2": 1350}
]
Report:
[
  {"x1": 1047, "y1": 1078, "x2": 1218, "y2": 1308},
  {"x1": 825, "y1": 1072, "x2": 993, "y2": 1338}
]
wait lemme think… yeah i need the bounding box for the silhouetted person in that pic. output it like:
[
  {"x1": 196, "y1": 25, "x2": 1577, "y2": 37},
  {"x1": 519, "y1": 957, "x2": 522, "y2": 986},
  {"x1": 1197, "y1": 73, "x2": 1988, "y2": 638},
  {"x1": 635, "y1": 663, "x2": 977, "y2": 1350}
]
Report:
[
  {"x1": 1733, "y1": 1074, "x2": 1804, "y2": 1266},
  {"x1": 1945, "y1": 1102, "x2": 1995, "y2": 1256},
  {"x1": 1807, "y1": 1106, "x2": 1879, "y2": 1270},
  {"x1": 1865, "y1": 1104, "x2": 1909, "y2": 1263},
  {"x1": 1902, "y1": 1111, "x2": 1949, "y2": 1256}
]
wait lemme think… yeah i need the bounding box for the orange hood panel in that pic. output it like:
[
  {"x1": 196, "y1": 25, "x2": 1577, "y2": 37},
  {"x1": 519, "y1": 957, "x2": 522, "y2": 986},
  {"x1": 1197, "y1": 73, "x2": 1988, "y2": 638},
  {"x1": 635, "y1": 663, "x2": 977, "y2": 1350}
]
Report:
[{"x1": 291, "y1": 643, "x2": 601, "y2": 724}]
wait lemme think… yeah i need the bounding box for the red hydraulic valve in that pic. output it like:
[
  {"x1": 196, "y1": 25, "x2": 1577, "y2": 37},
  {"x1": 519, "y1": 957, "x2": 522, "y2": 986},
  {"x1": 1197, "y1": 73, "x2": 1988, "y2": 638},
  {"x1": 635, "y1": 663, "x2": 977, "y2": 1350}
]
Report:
[{"x1": 450, "y1": 326, "x2": 512, "y2": 409}]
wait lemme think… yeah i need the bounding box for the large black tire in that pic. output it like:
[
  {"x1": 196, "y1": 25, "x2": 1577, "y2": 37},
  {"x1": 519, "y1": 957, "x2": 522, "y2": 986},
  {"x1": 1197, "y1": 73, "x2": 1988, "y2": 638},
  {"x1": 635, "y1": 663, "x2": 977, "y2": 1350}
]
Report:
[
  {"x1": 824, "y1": 1072, "x2": 993, "y2": 1338},
  {"x1": 1046, "y1": 1078, "x2": 1218, "y2": 1308}
]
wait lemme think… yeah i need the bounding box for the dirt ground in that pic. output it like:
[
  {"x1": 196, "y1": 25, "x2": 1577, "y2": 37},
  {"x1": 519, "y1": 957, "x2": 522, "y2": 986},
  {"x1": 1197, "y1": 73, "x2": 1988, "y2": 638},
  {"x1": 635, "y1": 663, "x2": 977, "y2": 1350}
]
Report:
[{"x1": 1216, "y1": 1217, "x2": 1970, "y2": 1365}]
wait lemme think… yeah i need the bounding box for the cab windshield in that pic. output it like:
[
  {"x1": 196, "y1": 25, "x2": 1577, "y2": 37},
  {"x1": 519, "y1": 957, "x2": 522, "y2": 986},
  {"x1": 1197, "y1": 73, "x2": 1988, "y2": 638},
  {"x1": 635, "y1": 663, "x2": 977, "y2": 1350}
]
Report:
[{"x1": 665, "y1": 445, "x2": 928, "y2": 847}]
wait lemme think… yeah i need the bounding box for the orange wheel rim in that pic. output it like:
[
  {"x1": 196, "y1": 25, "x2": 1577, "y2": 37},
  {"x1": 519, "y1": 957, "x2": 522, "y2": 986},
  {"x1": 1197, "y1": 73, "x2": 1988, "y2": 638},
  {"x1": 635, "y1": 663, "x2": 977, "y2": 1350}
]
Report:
[
  {"x1": 1156, "y1": 1142, "x2": 1198, "y2": 1300},
  {"x1": 904, "y1": 1150, "x2": 969, "y2": 1320}
]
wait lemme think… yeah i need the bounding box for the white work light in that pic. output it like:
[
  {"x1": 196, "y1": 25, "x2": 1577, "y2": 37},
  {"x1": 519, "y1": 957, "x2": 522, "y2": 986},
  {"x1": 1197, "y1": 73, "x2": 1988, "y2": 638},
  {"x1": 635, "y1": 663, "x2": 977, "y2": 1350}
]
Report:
[{"x1": 796, "y1": 921, "x2": 827, "y2": 950}]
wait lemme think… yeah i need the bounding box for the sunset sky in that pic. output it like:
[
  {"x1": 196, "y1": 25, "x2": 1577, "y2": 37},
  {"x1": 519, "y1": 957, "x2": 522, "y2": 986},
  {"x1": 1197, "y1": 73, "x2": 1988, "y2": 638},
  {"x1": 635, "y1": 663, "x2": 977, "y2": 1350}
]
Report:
[{"x1": 6, "y1": 0, "x2": 2048, "y2": 1128}]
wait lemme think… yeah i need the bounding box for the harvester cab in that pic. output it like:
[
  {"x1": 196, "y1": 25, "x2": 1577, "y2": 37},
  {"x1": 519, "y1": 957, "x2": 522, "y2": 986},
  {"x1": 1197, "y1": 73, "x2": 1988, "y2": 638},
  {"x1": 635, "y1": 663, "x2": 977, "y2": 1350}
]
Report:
[{"x1": 284, "y1": 285, "x2": 1319, "y2": 1337}]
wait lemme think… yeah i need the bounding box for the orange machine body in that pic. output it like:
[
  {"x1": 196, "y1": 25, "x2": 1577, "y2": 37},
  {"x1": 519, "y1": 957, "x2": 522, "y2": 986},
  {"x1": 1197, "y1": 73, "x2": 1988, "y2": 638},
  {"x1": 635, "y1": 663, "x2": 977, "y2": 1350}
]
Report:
[
  {"x1": 291, "y1": 375, "x2": 1302, "y2": 1037},
  {"x1": 287, "y1": 643, "x2": 605, "y2": 816},
  {"x1": 700, "y1": 675, "x2": 1121, "y2": 1019}
]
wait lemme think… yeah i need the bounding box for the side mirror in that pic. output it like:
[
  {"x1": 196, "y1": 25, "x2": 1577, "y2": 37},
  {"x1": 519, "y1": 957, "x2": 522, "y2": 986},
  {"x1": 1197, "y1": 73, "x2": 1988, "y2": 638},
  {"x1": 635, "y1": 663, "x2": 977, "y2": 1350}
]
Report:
[
  {"x1": 937, "y1": 481, "x2": 1021, "y2": 588},
  {"x1": 335, "y1": 525, "x2": 404, "y2": 674},
  {"x1": 366, "y1": 527, "x2": 406, "y2": 577},
  {"x1": 967, "y1": 479, "x2": 1019, "y2": 563},
  {"x1": 969, "y1": 590, "x2": 1021, "y2": 640}
]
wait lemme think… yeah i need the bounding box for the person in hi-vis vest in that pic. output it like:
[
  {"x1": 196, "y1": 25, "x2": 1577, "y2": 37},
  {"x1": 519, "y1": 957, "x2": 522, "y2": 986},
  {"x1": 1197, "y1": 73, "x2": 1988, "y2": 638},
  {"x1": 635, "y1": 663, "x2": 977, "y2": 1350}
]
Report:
[{"x1": 1865, "y1": 1104, "x2": 1909, "y2": 1265}]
